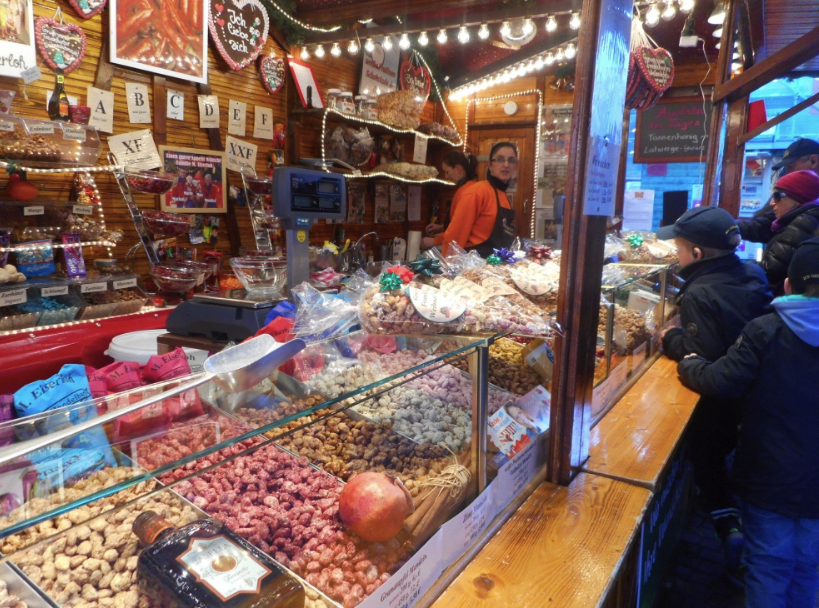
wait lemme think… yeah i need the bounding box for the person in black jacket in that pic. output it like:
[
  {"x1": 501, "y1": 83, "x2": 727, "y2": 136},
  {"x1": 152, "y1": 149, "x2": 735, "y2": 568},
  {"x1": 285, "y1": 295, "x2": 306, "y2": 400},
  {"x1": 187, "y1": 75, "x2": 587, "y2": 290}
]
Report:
[
  {"x1": 677, "y1": 238, "x2": 819, "y2": 608},
  {"x1": 739, "y1": 169, "x2": 819, "y2": 295},
  {"x1": 657, "y1": 206, "x2": 773, "y2": 572}
]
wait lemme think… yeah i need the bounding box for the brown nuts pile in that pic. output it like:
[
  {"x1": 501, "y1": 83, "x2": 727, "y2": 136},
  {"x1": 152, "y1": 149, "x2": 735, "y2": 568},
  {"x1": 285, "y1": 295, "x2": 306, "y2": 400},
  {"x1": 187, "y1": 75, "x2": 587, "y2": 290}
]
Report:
[
  {"x1": 0, "y1": 127, "x2": 62, "y2": 162},
  {"x1": 598, "y1": 303, "x2": 652, "y2": 354},
  {"x1": 0, "y1": 579, "x2": 29, "y2": 608},
  {"x1": 453, "y1": 338, "x2": 543, "y2": 396}
]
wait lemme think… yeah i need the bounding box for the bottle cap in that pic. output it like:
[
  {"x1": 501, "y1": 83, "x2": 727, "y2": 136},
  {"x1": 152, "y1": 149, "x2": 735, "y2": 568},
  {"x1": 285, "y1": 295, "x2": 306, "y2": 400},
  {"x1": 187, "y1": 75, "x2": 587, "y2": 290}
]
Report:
[{"x1": 133, "y1": 510, "x2": 175, "y2": 545}]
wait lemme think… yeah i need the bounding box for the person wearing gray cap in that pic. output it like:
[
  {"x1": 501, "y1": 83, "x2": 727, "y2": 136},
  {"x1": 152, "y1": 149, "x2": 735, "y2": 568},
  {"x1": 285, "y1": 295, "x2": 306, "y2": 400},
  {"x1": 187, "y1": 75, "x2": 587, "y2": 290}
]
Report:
[{"x1": 772, "y1": 138, "x2": 819, "y2": 175}]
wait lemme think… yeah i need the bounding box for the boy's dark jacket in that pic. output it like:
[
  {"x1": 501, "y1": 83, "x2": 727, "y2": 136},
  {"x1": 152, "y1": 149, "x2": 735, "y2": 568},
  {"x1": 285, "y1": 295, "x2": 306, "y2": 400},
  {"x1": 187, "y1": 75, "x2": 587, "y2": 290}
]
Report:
[
  {"x1": 662, "y1": 253, "x2": 773, "y2": 362},
  {"x1": 678, "y1": 296, "x2": 819, "y2": 518}
]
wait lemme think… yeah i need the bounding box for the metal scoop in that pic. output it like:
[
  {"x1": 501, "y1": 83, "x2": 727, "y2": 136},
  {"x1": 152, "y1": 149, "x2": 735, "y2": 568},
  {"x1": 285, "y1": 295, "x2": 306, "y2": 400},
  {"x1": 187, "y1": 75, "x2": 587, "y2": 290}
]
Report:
[{"x1": 0, "y1": 334, "x2": 306, "y2": 468}]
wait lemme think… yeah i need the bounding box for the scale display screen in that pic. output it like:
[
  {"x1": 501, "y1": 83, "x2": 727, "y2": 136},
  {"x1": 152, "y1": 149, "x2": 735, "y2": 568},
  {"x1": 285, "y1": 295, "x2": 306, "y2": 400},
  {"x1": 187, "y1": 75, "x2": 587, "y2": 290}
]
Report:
[{"x1": 273, "y1": 167, "x2": 346, "y2": 219}]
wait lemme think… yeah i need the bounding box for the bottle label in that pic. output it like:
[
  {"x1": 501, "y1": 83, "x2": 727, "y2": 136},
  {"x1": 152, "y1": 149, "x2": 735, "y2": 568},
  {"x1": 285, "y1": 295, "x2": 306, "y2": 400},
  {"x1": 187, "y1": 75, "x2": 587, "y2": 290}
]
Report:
[{"x1": 177, "y1": 535, "x2": 270, "y2": 601}]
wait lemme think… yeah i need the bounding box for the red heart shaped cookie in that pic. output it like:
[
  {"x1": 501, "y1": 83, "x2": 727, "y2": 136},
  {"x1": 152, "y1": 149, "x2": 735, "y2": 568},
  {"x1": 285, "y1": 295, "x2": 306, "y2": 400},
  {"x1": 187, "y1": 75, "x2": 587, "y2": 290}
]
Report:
[
  {"x1": 636, "y1": 46, "x2": 675, "y2": 94},
  {"x1": 34, "y1": 17, "x2": 87, "y2": 74},
  {"x1": 258, "y1": 55, "x2": 284, "y2": 94},
  {"x1": 209, "y1": 0, "x2": 269, "y2": 71},
  {"x1": 68, "y1": 0, "x2": 107, "y2": 20},
  {"x1": 399, "y1": 60, "x2": 431, "y2": 103}
]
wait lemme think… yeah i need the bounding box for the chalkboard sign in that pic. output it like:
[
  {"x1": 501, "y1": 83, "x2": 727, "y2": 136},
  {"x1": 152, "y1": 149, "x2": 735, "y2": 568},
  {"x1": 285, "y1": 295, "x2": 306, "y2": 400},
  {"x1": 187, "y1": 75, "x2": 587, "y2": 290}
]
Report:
[{"x1": 634, "y1": 96, "x2": 712, "y2": 163}]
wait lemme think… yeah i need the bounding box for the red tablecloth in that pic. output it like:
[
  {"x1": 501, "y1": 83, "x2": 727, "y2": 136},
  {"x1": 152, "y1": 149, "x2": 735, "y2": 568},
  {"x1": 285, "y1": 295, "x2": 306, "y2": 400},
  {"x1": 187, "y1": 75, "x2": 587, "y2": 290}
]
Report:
[{"x1": 0, "y1": 309, "x2": 172, "y2": 395}]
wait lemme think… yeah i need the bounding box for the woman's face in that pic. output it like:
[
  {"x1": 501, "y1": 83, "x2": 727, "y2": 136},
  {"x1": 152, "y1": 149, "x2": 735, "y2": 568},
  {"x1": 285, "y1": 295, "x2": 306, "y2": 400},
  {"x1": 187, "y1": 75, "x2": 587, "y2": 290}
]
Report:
[
  {"x1": 442, "y1": 162, "x2": 464, "y2": 182},
  {"x1": 489, "y1": 146, "x2": 518, "y2": 182},
  {"x1": 771, "y1": 191, "x2": 800, "y2": 219}
]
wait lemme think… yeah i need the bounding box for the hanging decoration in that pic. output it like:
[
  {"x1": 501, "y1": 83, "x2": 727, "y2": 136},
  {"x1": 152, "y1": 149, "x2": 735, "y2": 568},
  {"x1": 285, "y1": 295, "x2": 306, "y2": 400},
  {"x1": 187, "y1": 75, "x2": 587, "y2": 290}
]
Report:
[
  {"x1": 380, "y1": 271, "x2": 404, "y2": 291},
  {"x1": 399, "y1": 52, "x2": 432, "y2": 104},
  {"x1": 258, "y1": 55, "x2": 285, "y2": 94},
  {"x1": 34, "y1": 10, "x2": 87, "y2": 74},
  {"x1": 209, "y1": 0, "x2": 270, "y2": 70},
  {"x1": 68, "y1": 0, "x2": 108, "y2": 20},
  {"x1": 626, "y1": 17, "x2": 674, "y2": 110}
]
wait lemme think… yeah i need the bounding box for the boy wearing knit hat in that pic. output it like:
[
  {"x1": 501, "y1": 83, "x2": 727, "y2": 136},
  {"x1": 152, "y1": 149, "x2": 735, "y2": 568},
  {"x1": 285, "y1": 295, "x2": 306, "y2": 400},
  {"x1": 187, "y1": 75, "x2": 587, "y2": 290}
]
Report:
[
  {"x1": 658, "y1": 206, "x2": 773, "y2": 576},
  {"x1": 739, "y1": 169, "x2": 819, "y2": 294},
  {"x1": 678, "y1": 238, "x2": 819, "y2": 608}
]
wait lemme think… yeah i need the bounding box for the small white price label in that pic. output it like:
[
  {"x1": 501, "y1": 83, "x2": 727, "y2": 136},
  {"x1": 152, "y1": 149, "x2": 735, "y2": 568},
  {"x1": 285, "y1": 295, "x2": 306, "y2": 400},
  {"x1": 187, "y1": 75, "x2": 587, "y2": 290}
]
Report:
[
  {"x1": 23, "y1": 206, "x2": 44, "y2": 216},
  {"x1": 19, "y1": 65, "x2": 42, "y2": 84},
  {"x1": 0, "y1": 121, "x2": 14, "y2": 132},
  {"x1": 80, "y1": 282, "x2": 107, "y2": 293},
  {"x1": 29, "y1": 123, "x2": 55, "y2": 135},
  {"x1": 73, "y1": 204, "x2": 94, "y2": 215},
  {"x1": 62, "y1": 126, "x2": 87, "y2": 142},
  {"x1": 0, "y1": 288, "x2": 27, "y2": 306},
  {"x1": 113, "y1": 278, "x2": 137, "y2": 290},
  {"x1": 42, "y1": 285, "x2": 69, "y2": 297}
]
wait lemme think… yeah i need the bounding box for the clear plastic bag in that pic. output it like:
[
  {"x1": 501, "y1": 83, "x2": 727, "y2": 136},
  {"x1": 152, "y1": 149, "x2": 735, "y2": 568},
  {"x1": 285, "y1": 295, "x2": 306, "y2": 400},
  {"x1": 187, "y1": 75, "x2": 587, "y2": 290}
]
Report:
[{"x1": 292, "y1": 282, "x2": 359, "y2": 343}]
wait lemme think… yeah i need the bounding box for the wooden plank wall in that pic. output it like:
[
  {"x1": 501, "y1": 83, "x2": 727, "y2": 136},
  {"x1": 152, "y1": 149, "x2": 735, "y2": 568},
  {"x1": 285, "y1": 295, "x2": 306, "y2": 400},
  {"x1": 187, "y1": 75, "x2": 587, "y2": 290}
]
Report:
[{"x1": 3, "y1": 0, "x2": 288, "y2": 278}]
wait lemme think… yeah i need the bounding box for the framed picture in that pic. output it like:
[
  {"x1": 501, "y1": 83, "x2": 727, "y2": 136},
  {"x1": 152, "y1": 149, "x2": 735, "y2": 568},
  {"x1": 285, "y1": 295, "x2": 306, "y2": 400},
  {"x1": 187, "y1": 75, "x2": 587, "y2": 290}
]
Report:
[
  {"x1": 287, "y1": 57, "x2": 323, "y2": 109},
  {"x1": 159, "y1": 146, "x2": 227, "y2": 213},
  {"x1": 110, "y1": 0, "x2": 208, "y2": 83},
  {"x1": 0, "y1": 0, "x2": 36, "y2": 78}
]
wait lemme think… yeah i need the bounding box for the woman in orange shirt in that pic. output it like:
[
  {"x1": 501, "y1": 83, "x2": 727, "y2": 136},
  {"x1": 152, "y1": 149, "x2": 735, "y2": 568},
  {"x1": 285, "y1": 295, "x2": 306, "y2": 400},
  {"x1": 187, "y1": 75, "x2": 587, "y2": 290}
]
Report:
[
  {"x1": 424, "y1": 142, "x2": 517, "y2": 257},
  {"x1": 426, "y1": 150, "x2": 478, "y2": 244}
]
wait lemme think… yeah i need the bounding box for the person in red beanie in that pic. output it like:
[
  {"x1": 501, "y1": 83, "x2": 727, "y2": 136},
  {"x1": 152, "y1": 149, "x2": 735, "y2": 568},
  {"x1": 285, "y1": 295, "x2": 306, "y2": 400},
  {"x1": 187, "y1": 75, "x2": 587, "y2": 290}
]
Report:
[{"x1": 739, "y1": 170, "x2": 819, "y2": 295}]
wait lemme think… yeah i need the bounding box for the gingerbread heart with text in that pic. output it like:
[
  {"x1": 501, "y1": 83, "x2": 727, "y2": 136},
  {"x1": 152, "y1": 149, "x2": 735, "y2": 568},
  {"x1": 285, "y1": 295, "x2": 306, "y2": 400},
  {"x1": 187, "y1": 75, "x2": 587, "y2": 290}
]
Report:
[
  {"x1": 34, "y1": 18, "x2": 87, "y2": 74},
  {"x1": 636, "y1": 46, "x2": 675, "y2": 94},
  {"x1": 209, "y1": 0, "x2": 269, "y2": 71},
  {"x1": 399, "y1": 60, "x2": 431, "y2": 103},
  {"x1": 258, "y1": 55, "x2": 284, "y2": 94}
]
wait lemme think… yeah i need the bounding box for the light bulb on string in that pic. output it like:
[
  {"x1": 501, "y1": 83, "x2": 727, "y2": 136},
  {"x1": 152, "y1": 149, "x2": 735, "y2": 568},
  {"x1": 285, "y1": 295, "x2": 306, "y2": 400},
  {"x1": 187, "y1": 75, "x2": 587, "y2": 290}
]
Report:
[
  {"x1": 347, "y1": 39, "x2": 359, "y2": 54},
  {"x1": 545, "y1": 15, "x2": 557, "y2": 32},
  {"x1": 522, "y1": 19, "x2": 534, "y2": 35},
  {"x1": 458, "y1": 26, "x2": 470, "y2": 44},
  {"x1": 502, "y1": 70, "x2": 511, "y2": 83},
  {"x1": 330, "y1": 42, "x2": 341, "y2": 57},
  {"x1": 500, "y1": 21, "x2": 511, "y2": 36},
  {"x1": 535, "y1": 56, "x2": 544, "y2": 70},
  {"x1": 365, "y1": 38, "x2": 375, "y2": 52},
  {"x1": 478, "y1": 23, "x2": 490, "y2": 39},
  {"x1": 545, "y1": 52, "x2": 555, "y2": 65},
  {"x1": 437, "y1": 29, "x2": 448, "y2": 43},
  {"x1": 418, "y1": 31, "x2": 429, "y2": 46},
  {"x1": 661, "y1": 2, "x2": 676, "y2": 20},
  {"x1": 556, "y1": 47, "x2": 565, "y2": 61},
  {"x1": 300, "y1": 46, "x2": 310, "y2": 60},
  {"x1": 565, "y1": 43, "x2": 576, "y2": 59},
  {"x1": 645, "y1": 3, "x2": 661, "y2": 25},
  {"x1": 314, "y1": 44, "x2": 326, "y2": 58},
  {"x1": 382, "y1": 36, "x2": 393, "y2": 50},
  {"x1": 680, "y1": 0, "x2": 694, "y2": 13},
  {"x1": 399, "y1": 32, "x2": 410, "y2": 49},
  {"x1": 569, "y1": 12, "x2": 581, "y2": 29},
  {"x1": 525, "y1": 61, "x2": 535, "y2": 73}
]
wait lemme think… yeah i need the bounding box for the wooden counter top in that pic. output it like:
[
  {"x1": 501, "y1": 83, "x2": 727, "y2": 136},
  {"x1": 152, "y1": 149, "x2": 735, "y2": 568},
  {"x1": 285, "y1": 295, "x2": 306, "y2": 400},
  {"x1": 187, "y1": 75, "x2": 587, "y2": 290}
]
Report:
[
  {"x1": 431, "y1": 473, "x2": 651, "y2": 608},
  {"x1": 581, "y1": 356, "x2": 700, "y2": 491}
]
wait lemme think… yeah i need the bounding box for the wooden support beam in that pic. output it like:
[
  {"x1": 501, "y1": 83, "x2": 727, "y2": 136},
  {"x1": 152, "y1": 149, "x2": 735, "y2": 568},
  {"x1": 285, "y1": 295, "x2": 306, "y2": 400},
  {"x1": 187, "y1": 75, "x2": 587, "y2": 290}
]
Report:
[
  {"x1": 736, "y1": 0, "x2": 754, "y2": 69},
  {"x1": 152, "y1": 76, "x2": 167, "y2": 147},
  {"x1": 304, "y1": 1, "x2": 581, "y2": 44},
  {"x1": 738, "y1": 91, "x2": 819, "y2": 145},
  {"x1": 300, "y1": 0, "x2": 489, "y2": 27},
  {"x1": 713, "y1": 24, "x2": 819, "y2": 104},
  {"x1": 719, "y1": 96, "x2": 748, "y2": 217}
]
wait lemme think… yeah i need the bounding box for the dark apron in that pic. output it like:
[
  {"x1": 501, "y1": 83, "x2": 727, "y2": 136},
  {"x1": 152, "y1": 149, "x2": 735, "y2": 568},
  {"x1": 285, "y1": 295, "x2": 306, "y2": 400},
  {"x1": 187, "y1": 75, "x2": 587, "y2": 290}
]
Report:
[{"x1": 467, "y1": 187, "x2": 516, "y2": 258}]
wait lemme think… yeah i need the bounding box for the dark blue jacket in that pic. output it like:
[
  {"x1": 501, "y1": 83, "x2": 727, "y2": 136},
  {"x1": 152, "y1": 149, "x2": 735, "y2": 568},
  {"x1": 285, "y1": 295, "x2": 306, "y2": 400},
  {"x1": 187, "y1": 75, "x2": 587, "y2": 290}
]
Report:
[
  {"x1": 662, "y1": 253, "x2": 773, "y2": 362},
  {"x1": 678, "y1": 296, "x2": 819, "y2": 519}
]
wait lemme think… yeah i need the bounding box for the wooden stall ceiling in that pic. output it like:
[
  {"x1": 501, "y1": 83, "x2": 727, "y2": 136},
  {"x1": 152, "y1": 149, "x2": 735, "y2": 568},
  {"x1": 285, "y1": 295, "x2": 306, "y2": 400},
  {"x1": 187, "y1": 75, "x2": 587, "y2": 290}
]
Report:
[{"x1": 763, "y1": 0, "x2": 819, "y2": 72}]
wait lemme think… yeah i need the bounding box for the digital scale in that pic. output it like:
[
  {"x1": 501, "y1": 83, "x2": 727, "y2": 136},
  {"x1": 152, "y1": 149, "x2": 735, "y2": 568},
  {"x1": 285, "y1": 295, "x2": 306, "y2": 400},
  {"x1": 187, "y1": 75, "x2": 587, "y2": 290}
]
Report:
[{"x1": 166, "y1": 167, "x2": 346, "y2": 343}]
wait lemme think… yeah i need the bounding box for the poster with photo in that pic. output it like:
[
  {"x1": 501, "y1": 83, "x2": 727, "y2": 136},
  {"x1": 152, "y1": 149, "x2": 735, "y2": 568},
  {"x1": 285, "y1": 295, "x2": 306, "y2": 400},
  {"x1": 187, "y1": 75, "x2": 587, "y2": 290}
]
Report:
[
  {"x1": 159, "y1": 146, "x2": 227, "y2": 213},
  {"x1": 0, "y1": 0, "x2": 35, "y2": 78},
  {"x1": 359, "y1": 36, "x2": 399, "y2": 96},
  {"x1": 109, "y1": 0, "x2": 208, "y2": 83},
  {"x1": 347, "y1": 181, "x2": 366, "y2": 224},
  {"x1": 389, "y1": 183, "x2": 406, "y2": 222},
  {"x1": 374, "y1": 182, "x2": 390, "y2": 224}
]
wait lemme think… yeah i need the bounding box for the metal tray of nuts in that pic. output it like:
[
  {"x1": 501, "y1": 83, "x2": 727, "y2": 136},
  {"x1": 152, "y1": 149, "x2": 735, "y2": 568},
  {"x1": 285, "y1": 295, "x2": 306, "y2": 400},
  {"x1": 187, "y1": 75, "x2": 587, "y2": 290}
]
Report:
[{"x1": 0, "y1": 562, "x2": 59, "y2": 608}]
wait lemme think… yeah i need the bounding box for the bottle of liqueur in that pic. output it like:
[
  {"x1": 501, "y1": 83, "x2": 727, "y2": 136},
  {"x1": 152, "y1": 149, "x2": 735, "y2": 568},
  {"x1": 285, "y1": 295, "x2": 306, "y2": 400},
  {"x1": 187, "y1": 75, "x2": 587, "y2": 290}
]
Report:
[
  {"x1": 47, "y1": 68, "x2": 70, "y2": 122},
  {"x1": 133, "y1": 511, "x2": 305, "y2": 608}
]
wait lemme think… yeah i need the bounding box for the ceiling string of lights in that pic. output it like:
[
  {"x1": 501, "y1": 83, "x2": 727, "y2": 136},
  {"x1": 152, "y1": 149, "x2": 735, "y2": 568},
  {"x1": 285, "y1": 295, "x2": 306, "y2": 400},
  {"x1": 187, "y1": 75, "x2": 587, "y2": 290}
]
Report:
[
  {"x1": 299, "y1": 11, "x2": 582, "y2": 60},
  {"x1": 632, "y1": 0, "x2": 694, "y2": 26}
]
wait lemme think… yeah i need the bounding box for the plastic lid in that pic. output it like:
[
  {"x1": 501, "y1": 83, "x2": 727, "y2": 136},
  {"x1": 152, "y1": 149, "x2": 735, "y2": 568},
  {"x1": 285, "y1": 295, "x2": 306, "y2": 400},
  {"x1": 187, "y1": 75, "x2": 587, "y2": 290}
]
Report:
[
  {"x1": 105, "y1": 329, "x2": 165, "y2": 365},
  {"x1": 327, "y1": 89, "x2": 341, "y2": 94},
  {"x1": 339, "y1": 92, "x2": 353, "y2": 98}
]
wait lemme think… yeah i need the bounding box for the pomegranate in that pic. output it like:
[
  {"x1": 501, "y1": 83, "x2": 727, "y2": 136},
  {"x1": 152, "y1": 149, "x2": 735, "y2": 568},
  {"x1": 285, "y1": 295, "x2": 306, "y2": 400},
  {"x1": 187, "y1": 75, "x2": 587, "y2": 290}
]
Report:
[{"x1": 338, "y1": 472, "x2": 415, "y2": 542}]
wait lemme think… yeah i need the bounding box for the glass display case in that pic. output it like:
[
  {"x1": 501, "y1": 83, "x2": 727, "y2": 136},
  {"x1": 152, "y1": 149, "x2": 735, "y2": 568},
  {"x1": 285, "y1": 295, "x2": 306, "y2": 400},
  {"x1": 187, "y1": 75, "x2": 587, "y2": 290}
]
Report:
[{"x1": 0, "y1": 331, "x2": 548, "y2": 608}]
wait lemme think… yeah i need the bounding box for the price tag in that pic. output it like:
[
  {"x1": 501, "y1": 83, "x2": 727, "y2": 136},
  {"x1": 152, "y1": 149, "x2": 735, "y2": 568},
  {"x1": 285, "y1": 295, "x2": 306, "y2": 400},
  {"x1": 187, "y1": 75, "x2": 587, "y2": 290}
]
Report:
[
  {"x1": 413, "y1": 133, "x2": 428, "y2": 164},
  {"x1": 0, "y1": 121, "x2": 14, "y2": 132},
  {"x1": 0, "y1": 288, "x2": 27, "y2": 306},
  {"x1": 42, "y1": 285, "x2": 69, "y2": 297},
  {"x1": 495, "y1": 441, "x2": 539, "y2": 513},
  {"x1": 23, "y1": 206, "x2": 44, "y2": 216},
  {"x1": 113, "y1": 278, "x2": 137, "y2": 290},
  {"x1": 29, "y1": 124, "x2": 54, "y2": 136},
  {"x1": 73, "y1": 204, "x2": 94, "y2": 215},
  {"x1": 632, "y1": 341, "x2": 648, "y2": 371},
  {"x1": 408, "y1": 286, "x2": 466, "y2": 324},
  {"x1": 509, "y1": 267, "x2": 550, "y2": 296},
  {"x1": 440, "y1": 482, "x2": 498, "y2": 569},
  {"x1": 20, "y1": 65, "x2": 42, "y2": 84},
  {"x1": 62, "y1": 125, "x2": 87, "y2": 142},
  {"x1": 80, "y1": 282, "x2": 107, "y2": 294},
  {"x1": 481, "y1": 276, "x2": 519, "y2": 298}
]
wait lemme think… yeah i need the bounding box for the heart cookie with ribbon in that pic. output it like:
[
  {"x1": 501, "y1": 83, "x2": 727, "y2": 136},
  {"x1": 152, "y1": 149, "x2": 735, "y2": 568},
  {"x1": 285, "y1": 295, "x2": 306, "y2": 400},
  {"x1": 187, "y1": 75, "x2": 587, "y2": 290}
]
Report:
[
  {"x1": 636, "y1": 46, "x2": 674, "y2": 93},
  {"x1": 258, "y1": 55, "x2": 284, "y2": 94},
  {"x1": 34, "y1": 17, "x2": 87, "y2": 74},
  {"x1": 67, "y1": 0, "x2": 107, "y2": 20},
  {"x1": 399, "y1": 60, "x2": 431, "y2": 103},
  {"x1": 209, "y1": 0, "x2": 269, "y2": 71}
]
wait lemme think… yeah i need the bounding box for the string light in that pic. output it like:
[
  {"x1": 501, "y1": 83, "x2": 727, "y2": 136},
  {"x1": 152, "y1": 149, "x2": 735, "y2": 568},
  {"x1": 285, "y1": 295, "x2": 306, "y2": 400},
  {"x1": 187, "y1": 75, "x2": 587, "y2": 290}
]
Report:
[
  {"x1": 382, "y1": 36, "x2": 393, "y2": 50},
  {"x1": 413, "y1": 50, "x2": 460, "y2": 138},
  {"x1": 522, "y1": 19, "x2": 534, "y2": 35},
  {"x1": 0, "y1": 307, "x2": 162, "y2": 337},
  {"x1": 330, "y1": 42, "x2": 341, "y2": 57},
  {"x1": 545, "y1": 51, "x2": 555, "y2": 65},
  {"x1": 556, "y1": 47, "x2": 565, "y2": 61},
  {"x1": 365, "y1": 38, "x2": 375, "y2": 52},
  {"x1": 535, "y1": 56, "x2": 544, "y2": 70},
  {"x1": 437, "y1": 29, "x2": 448, "y2": 43},
  {"x1": 500, "y1": 21, "x2": 511, "y2": 36},
  {"x1": 347, "y1": 39, "x2": 359, "y2": 54},
  {"x1": 564, "y1": 43, "x2": 576, "y2": 59},
  {"x1": 478, "y1": 23, "x2": 490, "y2": 39},
  {"x1": 680, "y1": 0, "x2": 694, "y2": 11},
  {"x1": 300, "y1": 46, "x2": 310, "y2": 60},
  {"x1": 569, "y1": 12, "x2": 581, "y2": 29},
  {"x1": 264, "y1": 0, "x2": 341, "y2": 33},
  {"x1": 661, "y1": 2, "x2": 676, "y2": 20},
  {"x1": 645, "y1": 3, "x2": 661, "y2": 25},
  {"x1": 458, "y1": 26, "x2": 470, "y2": 44},
  {"x1": 314, "y1": 44, "x2": 326, "y2": 58},
  {"x1": 399, "y1": 32, "x2": 410, "y2": 49},
  {"x1": 418, "y1": 31, "x2": 429, "y2": 46},
  {"x1": 545, "y1": 15, "x2": 558, "y2": 32}
]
